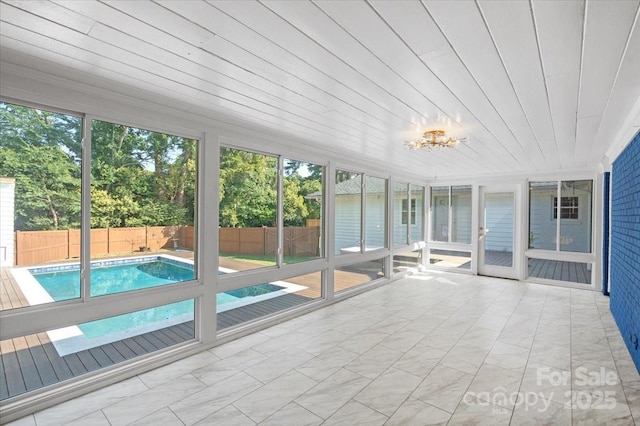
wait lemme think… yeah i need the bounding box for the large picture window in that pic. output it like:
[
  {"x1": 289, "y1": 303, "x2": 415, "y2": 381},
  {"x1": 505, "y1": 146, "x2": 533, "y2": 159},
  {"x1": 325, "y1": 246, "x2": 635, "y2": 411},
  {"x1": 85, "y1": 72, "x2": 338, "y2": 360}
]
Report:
[
  {"x1": 529, "y1": 180, "x2": 592, "y2": 253},
  {"x1": 282, "y1": 159, "x2": 324, "y2": 264},
  {"x1": 91, "y1": 119, "x2": 198, "y2": 293},
  {"x1": 219, "y1": 147, "x2": 277, "y2": 271},
  {"x1": 0, "y1": 102, "x2": 83, "y2": 310},
  {"x1": 430, "y1": 185, "x2": 471, "y2": 244}
]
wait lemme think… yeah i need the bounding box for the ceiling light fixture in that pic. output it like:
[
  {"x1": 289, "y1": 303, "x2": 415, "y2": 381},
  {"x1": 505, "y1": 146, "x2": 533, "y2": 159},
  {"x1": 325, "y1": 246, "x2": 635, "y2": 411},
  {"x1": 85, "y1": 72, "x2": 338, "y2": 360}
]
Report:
[{"x1": 404, "y1": 130, "x2": 468, "y2": 150}]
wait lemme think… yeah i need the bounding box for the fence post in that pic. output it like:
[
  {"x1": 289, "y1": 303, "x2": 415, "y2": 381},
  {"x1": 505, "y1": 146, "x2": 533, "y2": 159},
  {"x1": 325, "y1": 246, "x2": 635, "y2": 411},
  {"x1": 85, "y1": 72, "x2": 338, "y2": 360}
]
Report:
[{"x1": 14, "y1": 231, "x2": 19, "y2": 266}]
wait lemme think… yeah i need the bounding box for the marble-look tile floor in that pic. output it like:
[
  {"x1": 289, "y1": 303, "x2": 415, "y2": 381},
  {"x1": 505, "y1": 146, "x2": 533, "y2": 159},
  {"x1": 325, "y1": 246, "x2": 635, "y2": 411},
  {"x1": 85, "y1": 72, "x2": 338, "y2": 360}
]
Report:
[{"x1": 8, "y1": 272, "x2": 640, "y2": 425}]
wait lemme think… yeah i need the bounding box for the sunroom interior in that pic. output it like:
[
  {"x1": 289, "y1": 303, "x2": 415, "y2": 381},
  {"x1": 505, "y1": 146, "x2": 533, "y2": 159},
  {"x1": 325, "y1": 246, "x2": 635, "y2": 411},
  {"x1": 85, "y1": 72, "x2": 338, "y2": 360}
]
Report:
[{"x1": 1, "y1": 0, "x2": 640, "y2": 424}]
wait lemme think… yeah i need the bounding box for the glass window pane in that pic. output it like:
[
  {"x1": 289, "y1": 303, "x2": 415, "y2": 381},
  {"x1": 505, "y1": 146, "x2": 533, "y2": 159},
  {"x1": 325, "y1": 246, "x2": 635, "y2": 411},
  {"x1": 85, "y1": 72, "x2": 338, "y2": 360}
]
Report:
[
  {"x1": 282, "y1": 159, "x2": 323, "y2": 264},
  {"x1": 559, "y1": 180, "x2": 592, "y2": 253},
  {"x1": 219, "y1": 147, "x2": 277, "y2": 271},
  {"x1": 0, "y1": 102, "x2": 82, "y2": 310},
  {"x1": 91, "y1": 120, "x2": 197, "y2": 294},
  {"x1": 430, "y1": 249, "x2": 471, "y2": 270},
  {"x1": 217, "y1": 273, "x2": 322, "y2": 331},
  {"x1": 411, "y1": 185, "x2": 424, "y2": 242},
  {"x1": 430, "y1": 186, "x2": 449, "y2": 242},
  {"x1": 365, "y1": 176, "x2": 386, "y2": 251},
  {"x1": 335, "y1": 258, "x2": 385, "y2": 292},
  {"x1": 528, "y1": 258, "x2": 592, "y2": 284},
  {"x1": 528, "y1": 182, "x2": 557, "y2": 250},
  {"x1": 393, "y1": 182, "x2": 408, "y2": 246},
  {"x1": 393, "y1": 249, "x2": 422, "y2": 272},
  {"x1": 451, "y1": 185, "x2": 472, "y2": 244},
  {"x1": 484, "y1": 192, "x2": 514, "y2": 267},
  {"x1": 335, "y1": 171, "x2": 362, "y2": 255},
  {"x1": 0, "y1": 300, "x2": 195, "y2": 401}
]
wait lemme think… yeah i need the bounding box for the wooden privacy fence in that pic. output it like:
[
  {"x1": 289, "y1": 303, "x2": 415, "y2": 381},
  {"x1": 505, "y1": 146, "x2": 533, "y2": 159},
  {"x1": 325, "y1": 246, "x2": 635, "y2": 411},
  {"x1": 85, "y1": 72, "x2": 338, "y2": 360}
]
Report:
[
  {"x1": 14, "y1": 226, "x2": 318, "y2": 266},
  {"x1": 14, "y1": 226, "x2": 195, "y2": 266},
  {"x1": 220, "y1": 226, "x2": 320, "y2": 257}
]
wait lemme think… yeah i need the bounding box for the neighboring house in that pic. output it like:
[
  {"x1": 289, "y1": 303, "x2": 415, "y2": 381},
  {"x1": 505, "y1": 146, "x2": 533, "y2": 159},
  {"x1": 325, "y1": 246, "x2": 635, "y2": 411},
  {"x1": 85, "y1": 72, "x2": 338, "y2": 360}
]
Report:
[
  {"x1": 529, "y1": 181, "x2": 592, "y2": 252},
  {"x1": 308, "y1": 177, "x2": 424, "y2": 254},
  {"x1": 431, "y1": 189, "x2": 473, "y2": 245}
]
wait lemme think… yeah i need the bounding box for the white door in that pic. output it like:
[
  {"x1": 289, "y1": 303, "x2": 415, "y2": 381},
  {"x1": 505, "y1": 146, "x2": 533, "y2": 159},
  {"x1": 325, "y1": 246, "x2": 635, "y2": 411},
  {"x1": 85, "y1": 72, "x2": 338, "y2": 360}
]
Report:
[{"x1": 478, "y1": 186, "x2": 519, "y2": 279}]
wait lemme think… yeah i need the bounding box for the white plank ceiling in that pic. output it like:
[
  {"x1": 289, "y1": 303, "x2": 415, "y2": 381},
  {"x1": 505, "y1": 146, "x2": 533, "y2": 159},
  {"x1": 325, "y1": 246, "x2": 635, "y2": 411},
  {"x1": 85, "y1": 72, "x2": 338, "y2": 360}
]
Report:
[{"x1": 1, "y1": 0, "x2": 639, "y2": 178}]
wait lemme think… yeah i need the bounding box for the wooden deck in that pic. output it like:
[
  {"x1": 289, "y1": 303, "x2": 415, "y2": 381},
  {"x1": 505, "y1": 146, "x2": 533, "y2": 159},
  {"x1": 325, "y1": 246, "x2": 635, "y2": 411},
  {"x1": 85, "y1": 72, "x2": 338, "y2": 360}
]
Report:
[
  {"x1": 0, "y1": 292, "x2": 320, "y2": 401},
  {"x1": 528, "y1": 258, "x2": 591, "y2": 284},
  {"x1": 0, "y1": 321, "x2": 195, "y2": 401}
]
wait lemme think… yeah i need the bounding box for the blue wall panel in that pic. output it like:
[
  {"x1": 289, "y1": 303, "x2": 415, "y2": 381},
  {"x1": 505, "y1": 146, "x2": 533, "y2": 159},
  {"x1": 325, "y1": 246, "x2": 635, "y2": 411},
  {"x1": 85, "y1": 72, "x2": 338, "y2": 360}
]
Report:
[{"x1": 610, "y1": 131, "x2": 640, "y2": 372}]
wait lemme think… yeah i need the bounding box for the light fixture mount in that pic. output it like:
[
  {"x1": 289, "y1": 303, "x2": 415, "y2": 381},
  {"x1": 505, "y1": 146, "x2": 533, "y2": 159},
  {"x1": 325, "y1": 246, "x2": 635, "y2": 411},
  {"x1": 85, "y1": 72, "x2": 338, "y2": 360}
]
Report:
[{"x1": 404, "y1": 129, "x2": 468, "y2": 150}]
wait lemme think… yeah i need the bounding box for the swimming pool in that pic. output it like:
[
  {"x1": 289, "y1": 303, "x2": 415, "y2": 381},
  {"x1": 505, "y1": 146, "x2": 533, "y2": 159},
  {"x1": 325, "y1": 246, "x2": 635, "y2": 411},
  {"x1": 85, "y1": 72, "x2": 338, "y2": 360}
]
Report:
[{"x1": 13, "y1": 255, "x2": 307, "y2": 355}]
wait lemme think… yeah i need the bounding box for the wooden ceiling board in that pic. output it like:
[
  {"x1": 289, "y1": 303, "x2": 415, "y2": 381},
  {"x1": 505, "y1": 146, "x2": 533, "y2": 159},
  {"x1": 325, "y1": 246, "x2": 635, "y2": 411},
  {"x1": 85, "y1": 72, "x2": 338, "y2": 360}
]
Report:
[
  {"x1": 1, "y1": 0, "x2": 638, "y2": 178},
  {"x1": 369, "y1": 1, "x2": 531, "y2": 173},
  {"x1": 0, "y1": 4, "x2": 364, "y2": 146},
  {"x1": 423, "y1": 0, "x2": 546, "y2": 170},
  {"x1": 0, "y1": 33, "x2": 356, "y2": 152},
  {"x1": 311, "y1": 0, "x2": 518, "y2": 172},
  {"x1": 5, "y1": 0, "x2": 95, "y2": 34},
  {"x1": 590, "y1": 6, "x2": 640, "y2": 165},
  {"x1": 162, "y1": 1, "x2": 414, "y2": 132},
  {"x1": 530, "y1": 0, "x2": 584, "y2": 170},
  {"x1": 223, "y1": 1, "x2": 438, "y2": 123},
  {"x1": 574, "y1": 0, "x2": 639, "y2": 165},
  {"x1": 478, "y1": 1, "x2": 555, "y2": 163}
]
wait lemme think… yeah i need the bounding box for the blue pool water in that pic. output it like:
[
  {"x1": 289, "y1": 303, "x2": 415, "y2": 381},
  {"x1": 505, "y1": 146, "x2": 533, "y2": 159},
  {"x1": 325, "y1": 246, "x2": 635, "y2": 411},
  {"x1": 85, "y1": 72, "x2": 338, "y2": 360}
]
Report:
[{"x1": 29, "y1": 257, "x2": 284, "y2": 340}]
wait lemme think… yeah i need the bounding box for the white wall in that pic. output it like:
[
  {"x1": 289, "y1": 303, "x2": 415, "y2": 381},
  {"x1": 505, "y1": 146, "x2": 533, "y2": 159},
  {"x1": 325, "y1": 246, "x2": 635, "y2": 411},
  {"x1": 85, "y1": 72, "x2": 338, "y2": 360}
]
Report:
[{"x1": 0, "y1": 178, "x2": 15, "y2": 267}]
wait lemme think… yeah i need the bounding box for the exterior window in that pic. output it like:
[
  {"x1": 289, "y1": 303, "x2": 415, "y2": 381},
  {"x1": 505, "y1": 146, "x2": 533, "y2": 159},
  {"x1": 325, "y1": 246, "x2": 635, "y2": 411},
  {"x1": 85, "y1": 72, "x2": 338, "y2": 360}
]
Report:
[
  {"x1": 1, "y1": 102, "x2": 83, "y2": 310},
  {"x1": 402, "y1": 199, "x2": 416, "y2": 225},
  {"x1": 553, "y1": 197, "x2": 579, "y2": 219},
  {"x1": 529, "y1": 180, "x2": 592, "y2": 253},
  {"x1": 365, "y1": 176, "x2": 387, "y2": 251},
  {"x1": 219, "y1": 147, "x2": 277, "y2": 271},
  {"x1": 411, "y1": 185, "x2": 425, "y2": 242},
  {"x1": 91, "y1": 119, "x2": 198, "y2": 293},
  {"x1": 335, "y1": 171, "x2": 362, "y2": 255},
  {"x1": 393, "y1": 182, "x2": 409, "y2": 246}
]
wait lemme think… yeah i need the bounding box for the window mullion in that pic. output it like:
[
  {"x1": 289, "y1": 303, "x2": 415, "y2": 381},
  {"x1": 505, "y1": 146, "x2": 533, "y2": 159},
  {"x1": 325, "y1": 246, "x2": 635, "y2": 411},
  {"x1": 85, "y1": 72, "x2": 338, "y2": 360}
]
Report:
[
  {"x1": 81, "y1": 115, "x2": 92, "y2": 301},
  {"x1": 556, "y1": 181, "x2": 561, "y2": 251},
  {"x1": 277, "y1": 157, "x2": 284, "y2": 267}
]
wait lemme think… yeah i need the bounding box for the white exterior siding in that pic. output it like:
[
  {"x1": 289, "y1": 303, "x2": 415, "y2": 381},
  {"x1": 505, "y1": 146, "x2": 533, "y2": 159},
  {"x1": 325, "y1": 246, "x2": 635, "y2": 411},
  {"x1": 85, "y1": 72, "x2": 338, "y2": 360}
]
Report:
[
  {"x1": 0, "y1": 178, "x2": 15, "y2": 266},
  {"x1": 452, "y1": 194, "x2": 472, "y2": 243},
  {"x1": 485, "y1": 193, "x2": 514, "y2": 252},
  {"x1": 335, "y1": 194, "x2": 361, "y2": 254},
  {"x1": 365, "y1": 194, "x2": 385, "y2": 249},
  {"x1": 529, "y1": 189, "x2": 558, "y2": 250}
]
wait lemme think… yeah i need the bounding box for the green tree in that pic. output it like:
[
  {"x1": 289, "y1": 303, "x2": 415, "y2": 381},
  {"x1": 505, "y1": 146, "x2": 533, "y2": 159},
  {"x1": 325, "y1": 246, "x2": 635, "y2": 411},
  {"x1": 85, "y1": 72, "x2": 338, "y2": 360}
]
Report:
[
  {"x1": 219, "y1": 147, "x2": 277, "y2": 227},
  {"x1": 0, "y1": 103, "x2": 82, "y2": 230}
]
